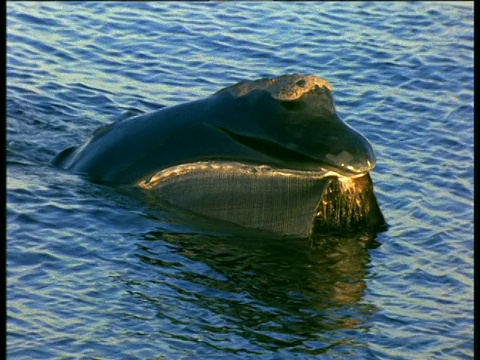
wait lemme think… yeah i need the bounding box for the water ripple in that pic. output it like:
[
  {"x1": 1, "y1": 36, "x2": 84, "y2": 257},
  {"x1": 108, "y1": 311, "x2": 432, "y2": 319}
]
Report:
[{"x1": 7, "y1": 2, "x2": 473, "y2": 359}]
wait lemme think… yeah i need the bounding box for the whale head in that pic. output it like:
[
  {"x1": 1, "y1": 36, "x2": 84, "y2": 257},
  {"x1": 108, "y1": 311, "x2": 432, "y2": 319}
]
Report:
[{"x1": 54, "y1": 74, "x2": 386, "y2": 237}]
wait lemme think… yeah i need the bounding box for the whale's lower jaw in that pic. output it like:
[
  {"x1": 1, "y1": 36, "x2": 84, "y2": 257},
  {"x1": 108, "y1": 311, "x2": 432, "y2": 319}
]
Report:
[{"x1": 137, "y1": 161, "x2": 384, "y2": 237}]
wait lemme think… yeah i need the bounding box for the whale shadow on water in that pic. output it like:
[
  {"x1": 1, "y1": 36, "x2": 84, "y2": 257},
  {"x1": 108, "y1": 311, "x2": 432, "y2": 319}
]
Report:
[
  {"x1": 53, "y1": 74, "x2": 387, "y2": 238},
  {"x1": 129, "y1": 229, "x2": 381, "y2": 353}
]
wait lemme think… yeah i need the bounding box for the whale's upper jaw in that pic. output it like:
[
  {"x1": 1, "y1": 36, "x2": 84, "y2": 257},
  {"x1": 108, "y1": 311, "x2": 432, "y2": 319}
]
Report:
[
  {"x1": 213, "y1": 73, "x2": 377, "y2": 178},
  {"x1": 213, "y1": 126, "x2": 374, "y2": 178}
]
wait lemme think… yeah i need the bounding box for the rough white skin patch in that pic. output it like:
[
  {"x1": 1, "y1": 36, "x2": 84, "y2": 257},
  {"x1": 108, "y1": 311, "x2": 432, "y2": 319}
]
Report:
[{"x1": 216, "y1": 73, "x2": 333, "y2": 101}]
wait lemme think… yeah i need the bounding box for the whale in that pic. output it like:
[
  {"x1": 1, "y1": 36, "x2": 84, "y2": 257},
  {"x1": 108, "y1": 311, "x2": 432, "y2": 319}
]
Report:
[{"x1": 53, "y1": 74, "x2": 386, "y2": 237}]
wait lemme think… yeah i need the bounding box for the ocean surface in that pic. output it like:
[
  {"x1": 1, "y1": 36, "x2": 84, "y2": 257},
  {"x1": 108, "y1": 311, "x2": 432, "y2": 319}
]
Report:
[{"x1": 6, "y1": 2, "x2": 474, "y2": 359}]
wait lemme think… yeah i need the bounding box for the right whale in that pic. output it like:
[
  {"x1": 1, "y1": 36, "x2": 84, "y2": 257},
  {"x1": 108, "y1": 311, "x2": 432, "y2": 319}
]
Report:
[{"x1": 53, "y1": 74, "x2": 387, "y2": 237}]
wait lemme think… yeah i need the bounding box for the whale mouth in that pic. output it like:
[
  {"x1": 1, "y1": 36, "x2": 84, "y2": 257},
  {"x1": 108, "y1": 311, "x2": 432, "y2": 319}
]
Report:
[
  {"x1": 214, "y1": 126, "x2": 373, "y2": 178},
  {"x1": 137, "y1": 161, "x2": 384, "y2": 237}
]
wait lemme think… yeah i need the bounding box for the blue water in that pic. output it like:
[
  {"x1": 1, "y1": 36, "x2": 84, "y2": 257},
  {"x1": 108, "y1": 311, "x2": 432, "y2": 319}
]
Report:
[{"x1": 7, "y1": 2, "x2": 474, "y2": 359}]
